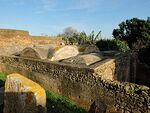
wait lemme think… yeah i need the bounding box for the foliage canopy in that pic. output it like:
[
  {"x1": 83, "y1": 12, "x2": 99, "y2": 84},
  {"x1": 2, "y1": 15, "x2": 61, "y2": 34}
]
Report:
[{"x1": 113, "y1": 18, "x2": 150, "y2": 50}]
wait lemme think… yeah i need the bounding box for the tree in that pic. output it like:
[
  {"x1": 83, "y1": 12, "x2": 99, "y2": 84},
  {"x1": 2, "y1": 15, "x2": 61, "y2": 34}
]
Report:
[
  {"x1": 62, "y1": 27, "x2": 79, "y2": 44},
  {"x1": 113, "y1": 18, "x2": 150, "y2": 50},
  {"x1": 63, "y1": 26, "x2": 79, "y2": 38}
]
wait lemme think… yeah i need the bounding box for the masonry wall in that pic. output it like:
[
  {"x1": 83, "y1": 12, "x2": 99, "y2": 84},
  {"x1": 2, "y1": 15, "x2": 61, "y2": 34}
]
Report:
[
  {"x1": 0, "y1": 55, "x2": 149, "y2": 113},
  {"x1": 92, "y1": 53, "x2": 131, "y2": 82}
]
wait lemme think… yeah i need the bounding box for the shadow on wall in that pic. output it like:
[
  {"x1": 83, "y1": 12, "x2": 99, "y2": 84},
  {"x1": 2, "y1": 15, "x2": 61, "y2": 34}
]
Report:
[
  {"x1": 135, "y1": 63, "x2": 150, "y2": 87},
  {"x1": 130, "y1": 52, "x2": 150, "y2": 87},
  {"x1": 115, "y1": 54, "x2": 131, "y2": 82},
  {"x1": 115, "y1": 52, "x2": 150, "y2": 87},
  {"x1": 3, "y1": 92, "x2": 46, "y2": 113}
]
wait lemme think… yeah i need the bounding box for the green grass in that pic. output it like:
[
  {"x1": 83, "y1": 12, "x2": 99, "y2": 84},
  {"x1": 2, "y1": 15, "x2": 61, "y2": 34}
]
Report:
[
  {"x1": 0, "y1": 72, "x2": 6, "y2": 87},
  {"x1": 0, "y1": 72, "x2": 6, "y2": 113},
  {"x1": 46, "y1": 90, "x2": 88, "y2": 113}
]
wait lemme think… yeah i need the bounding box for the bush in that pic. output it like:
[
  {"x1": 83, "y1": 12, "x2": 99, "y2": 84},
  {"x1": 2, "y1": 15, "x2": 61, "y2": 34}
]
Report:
[
  {"x1": 96, "y1": 39, "x2": 130, "y2": 52},
  {"x1": 114, "y1": 39, "x2": 130, "y2": 52}
]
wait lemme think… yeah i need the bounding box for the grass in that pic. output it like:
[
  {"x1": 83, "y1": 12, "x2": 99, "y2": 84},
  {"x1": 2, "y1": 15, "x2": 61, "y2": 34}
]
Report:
[
  {"x1": 46, "y1": 90, "x2": 88, "y2": 113},
  {"x1": 0, "y1": 72, "x2": 6, "y2": 87},
  {"x1": 0, "y1": 72, "x2": 6, "y2": 113}
]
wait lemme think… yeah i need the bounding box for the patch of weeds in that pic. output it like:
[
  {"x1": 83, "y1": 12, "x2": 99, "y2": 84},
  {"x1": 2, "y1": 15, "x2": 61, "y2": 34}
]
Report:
[
  {"x1": 0, "y1": 72, "x2": 6, "y2": 87},
  {"x1": 46, "y1": 90, "x2": 88, "y2": 113}
]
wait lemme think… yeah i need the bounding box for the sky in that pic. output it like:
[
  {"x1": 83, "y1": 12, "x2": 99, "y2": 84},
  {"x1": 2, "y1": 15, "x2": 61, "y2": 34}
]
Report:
[{"x1": 0, "y1": 0, "x2": 150, "y2": 38}]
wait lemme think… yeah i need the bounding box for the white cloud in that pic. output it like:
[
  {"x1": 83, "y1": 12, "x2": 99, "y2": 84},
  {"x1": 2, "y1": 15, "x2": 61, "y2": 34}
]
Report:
[
  {"x1": 40, "y1": 0, "x2": 57, "y2": 10},
  {"x1": 38, "y1": 0, "x2": 101, "y2": 12},
  {"x1": 39, "y1": 22, "x2": 87, "y2": 35}
]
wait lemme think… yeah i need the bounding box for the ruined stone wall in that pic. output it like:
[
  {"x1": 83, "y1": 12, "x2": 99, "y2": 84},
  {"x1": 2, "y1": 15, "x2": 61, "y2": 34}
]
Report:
[
  {"x1": 0, "y1": 29, "x2": 32, "y2": 55},
  {"x1": 0, "y1": 56, "x2": 149, "y2": 113},
  {"x1": 92, "y1": 53, "x2": 131, "y2": 82},
  {"x1": 31, "y1": 36, "x2": 64, "y2": 45}
]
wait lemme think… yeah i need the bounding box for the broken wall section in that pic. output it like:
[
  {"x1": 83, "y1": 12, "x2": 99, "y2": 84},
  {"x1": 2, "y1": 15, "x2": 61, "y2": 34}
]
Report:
[{"x1": 0, "y1": 55, "x2": 149, "y2": 113}]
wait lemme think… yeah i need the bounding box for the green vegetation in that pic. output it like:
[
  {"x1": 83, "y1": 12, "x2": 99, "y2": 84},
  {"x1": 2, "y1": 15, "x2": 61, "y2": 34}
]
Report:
[
  {"x1": 61, "y1": 26, "x2": 130, "y2": 52},
  {"x1": 83, "y1": 30, "x2": 102, "y2": 45},
  {"x1": 112, "y1": 17, "x2": 150, "y2": 65},
  {"x1": 61, "y1": 27, "x2": 102, "y2": 45},
  {"x1": 46, "y1": 90, "x2": 87, "y2": 113},
  {"x1": 0, "y1": 72, "x2": 6, "y2": 113},
  {"x1": 96, "y1": 39, "x2": 130, "y2": 52},
  {"x1": 0, "y1": 72, "x2": 6, "y2": 87},
  {"x1": 113, "y1": 17, "x2": 150, "y2": 51},
  {"x1": 125, "y1": 83, "x2": 150, "y2": 97}
]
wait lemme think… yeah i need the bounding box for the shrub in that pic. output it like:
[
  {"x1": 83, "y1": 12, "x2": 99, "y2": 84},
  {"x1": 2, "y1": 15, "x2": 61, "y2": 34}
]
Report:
[
  {"x1": 114, "y1": 39, "x2": 130, "y2": 52},
  {"x1": 96, "y1": 39, "x2": 130, "y2": 52}
]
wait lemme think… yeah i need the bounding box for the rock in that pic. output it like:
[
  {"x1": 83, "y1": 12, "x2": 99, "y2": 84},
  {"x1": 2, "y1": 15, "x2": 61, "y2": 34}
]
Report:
[{"x1": 4, "y1": 73, "x2": 46, "y2": 113}]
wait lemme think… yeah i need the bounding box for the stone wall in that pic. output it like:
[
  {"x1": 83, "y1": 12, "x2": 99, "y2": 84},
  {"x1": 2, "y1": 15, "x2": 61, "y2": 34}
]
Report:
[
  {"x1": 31, "y1": 36, "x2": 64, "y2": 45},
  {"x1": 0, "y1": 55, "x2": 149, "y2": 113},
  {"x1": 92, "y1": 53, "x2": 131, "y2": 82}
]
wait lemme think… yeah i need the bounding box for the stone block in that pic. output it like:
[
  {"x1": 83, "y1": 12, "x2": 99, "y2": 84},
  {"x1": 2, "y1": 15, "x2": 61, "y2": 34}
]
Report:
[{"x1": 4, "y1": 73, "x2": 46, "y2": 113}]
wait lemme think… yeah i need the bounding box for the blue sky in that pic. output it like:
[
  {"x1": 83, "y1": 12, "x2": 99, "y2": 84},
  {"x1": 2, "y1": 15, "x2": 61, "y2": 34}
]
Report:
[{"x1": 0, "y1": 0, "x2": 150, "y2": 38}]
